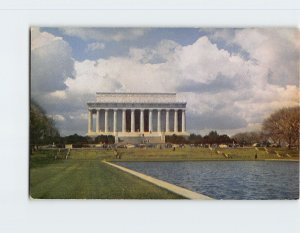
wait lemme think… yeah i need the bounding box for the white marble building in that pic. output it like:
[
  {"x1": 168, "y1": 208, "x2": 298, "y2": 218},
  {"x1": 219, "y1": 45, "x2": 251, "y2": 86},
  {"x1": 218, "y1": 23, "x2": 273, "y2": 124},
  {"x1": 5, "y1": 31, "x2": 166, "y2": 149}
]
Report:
[{"x1": 87, "y1": 93, "x2": 189, "y2": 143}]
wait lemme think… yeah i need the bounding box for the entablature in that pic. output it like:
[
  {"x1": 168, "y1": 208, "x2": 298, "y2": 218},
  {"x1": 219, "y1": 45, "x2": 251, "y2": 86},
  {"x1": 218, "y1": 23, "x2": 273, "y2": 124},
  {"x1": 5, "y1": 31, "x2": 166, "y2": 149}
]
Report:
[{"x1": 87, "y1": 102, "x2": 186, "y2": 110}]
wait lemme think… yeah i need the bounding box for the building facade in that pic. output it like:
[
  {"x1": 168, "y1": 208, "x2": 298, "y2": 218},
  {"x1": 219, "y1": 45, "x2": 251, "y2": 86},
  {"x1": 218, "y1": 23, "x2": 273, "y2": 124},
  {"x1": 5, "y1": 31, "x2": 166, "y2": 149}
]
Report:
[{"x1": 87, "y1": 93, "x2": 189, "y2": 143}]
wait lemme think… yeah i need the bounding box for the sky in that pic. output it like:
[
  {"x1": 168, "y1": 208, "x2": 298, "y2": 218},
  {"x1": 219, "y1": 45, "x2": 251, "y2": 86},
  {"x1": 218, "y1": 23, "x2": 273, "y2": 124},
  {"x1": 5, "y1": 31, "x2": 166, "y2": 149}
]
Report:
[{"x1": 30, "y1": 27, "x2": 299, "y2": 136}]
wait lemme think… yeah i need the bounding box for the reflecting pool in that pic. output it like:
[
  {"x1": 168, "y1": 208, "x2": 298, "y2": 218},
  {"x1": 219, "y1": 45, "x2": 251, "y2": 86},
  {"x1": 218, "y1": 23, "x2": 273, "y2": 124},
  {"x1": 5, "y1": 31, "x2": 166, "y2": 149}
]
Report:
[{"x1": 116, "y1": 161, "x2": 299, "y2": 200}]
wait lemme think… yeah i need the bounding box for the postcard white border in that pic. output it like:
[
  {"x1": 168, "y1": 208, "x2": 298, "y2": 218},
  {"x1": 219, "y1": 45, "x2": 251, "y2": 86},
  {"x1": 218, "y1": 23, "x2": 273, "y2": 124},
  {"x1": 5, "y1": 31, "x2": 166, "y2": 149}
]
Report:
[{"x1": 0, "y1": 1, "x2": 299, "y2": 233}]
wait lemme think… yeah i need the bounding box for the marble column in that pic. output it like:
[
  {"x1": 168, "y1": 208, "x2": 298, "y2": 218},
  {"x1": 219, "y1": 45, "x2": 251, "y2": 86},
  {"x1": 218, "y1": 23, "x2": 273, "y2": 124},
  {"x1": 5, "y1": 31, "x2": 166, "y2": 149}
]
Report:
[
  {"x1": 122, "y1": 109, "x2": 126, "y2": 132},
  {"x1": 157, "y1": 109, "x2": 161, "y2": 132},
  {"x1": 182, "y1": 110, "x2": 186, "y2": 132},
  {"x1": 131, "y1": 109, "x2": 135, "y2": 132},
  {"x1": 149, "y1": 109, "x2": 153, "y2": 132},
  {"x1": 140, "y1": 109, "x2": 144, "y2": 133},
  {"x1": 174, "y1": 109, "x2": 178, "y2": 132},
  {"x1": 113, "y1": 109, "x2": 117, "y2": 133},
  {"x1": 165, "y1": 109, "x2": 170, "y2": 132},
  {"x1": 104, "y1": 109, "x2": 108, "y2": 132},
  {"x1": 96, "y1": 110, "x2": 100, "y2": 133},
  {"x1": 88, "y1": 110, "x2": 93, "y2": 133}
]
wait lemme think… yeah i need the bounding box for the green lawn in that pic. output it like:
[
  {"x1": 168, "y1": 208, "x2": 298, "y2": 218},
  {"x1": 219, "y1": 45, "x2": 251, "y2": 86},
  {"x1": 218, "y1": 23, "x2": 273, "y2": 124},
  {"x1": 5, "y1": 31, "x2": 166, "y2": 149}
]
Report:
[
  {"x1": 109, "y1": 146, "x2": 299, "y2": 162},
  {"x1": 30, "y1": 150, "x2": 183, "y2": 199}
]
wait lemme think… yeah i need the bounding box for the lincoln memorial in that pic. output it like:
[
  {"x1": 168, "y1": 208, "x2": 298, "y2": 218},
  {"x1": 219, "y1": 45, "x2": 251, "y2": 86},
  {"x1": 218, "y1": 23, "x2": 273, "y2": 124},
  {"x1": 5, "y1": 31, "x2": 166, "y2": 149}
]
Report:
[{"x1": 87, "y1": 93, "x2": 189, "y2": 143}]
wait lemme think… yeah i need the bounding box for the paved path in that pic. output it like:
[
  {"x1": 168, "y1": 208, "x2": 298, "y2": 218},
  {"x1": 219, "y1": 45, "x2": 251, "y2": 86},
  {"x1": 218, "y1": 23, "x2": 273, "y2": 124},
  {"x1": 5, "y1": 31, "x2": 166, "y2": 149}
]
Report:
[{"x1": 103, "y1": 161, "x2": 213, "y2": 200}]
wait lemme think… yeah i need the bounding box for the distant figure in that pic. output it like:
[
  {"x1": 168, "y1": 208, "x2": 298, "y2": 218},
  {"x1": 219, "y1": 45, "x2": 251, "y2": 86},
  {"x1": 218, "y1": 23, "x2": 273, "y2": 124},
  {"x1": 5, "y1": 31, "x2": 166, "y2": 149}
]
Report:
[
  {"x1": 255, "y1": 153, "x2": 258, "y2": 160},
  {"x1": 173, "y1": 147, "x2": 176, "y2": 151},
  {"x1": 114, "y1": 149, "x2": 118, "y2": 159}
]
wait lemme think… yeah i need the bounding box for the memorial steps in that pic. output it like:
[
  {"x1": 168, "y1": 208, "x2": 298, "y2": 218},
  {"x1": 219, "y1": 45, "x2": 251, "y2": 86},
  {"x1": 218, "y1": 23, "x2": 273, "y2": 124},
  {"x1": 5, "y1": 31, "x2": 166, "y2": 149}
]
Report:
[{"x1": 118, "y1": 135, "x2": 164, "y2": 144}]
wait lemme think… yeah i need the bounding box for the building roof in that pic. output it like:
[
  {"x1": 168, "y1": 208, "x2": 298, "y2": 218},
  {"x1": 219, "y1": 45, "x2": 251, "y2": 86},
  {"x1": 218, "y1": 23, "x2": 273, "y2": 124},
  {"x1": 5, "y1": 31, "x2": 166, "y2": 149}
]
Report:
[
  {"x1": 94, "y1": 92, "x2": 182, "y2": 104},
  {"x1": 96, "y1": 92, "x2": 176, "y2": 95}
]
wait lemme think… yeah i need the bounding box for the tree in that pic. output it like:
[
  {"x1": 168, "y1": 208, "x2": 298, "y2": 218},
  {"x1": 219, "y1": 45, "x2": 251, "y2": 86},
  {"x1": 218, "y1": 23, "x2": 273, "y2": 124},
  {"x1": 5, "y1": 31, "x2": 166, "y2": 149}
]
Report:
[
  {"x1": 63, "y1": 134, "x2": 89, "y2": 145},
  {"x1": 217, "y1": 134, "x2": 232, "y2": 144},
  {"x1": 30, "y1": 100, "x2": 60, "y2": 151},
  {"x1": 188, "y1": 133, "x2": 203, "y2": 144},
  {"x1": 232, "y1": 131, "x2": 262, "y2": 146},
  {"x1": 203, "y1": 131, "x2": 219, "y2": 144},
  {"x1": 165, "y1": 134, "x2": 187, "y2": 144},
  {"x1": 94, "y1": 135, "x2": 115, "y2": 144},
  {"x1": 262, "y1": 107, "x2": 299, "y2": 149}
]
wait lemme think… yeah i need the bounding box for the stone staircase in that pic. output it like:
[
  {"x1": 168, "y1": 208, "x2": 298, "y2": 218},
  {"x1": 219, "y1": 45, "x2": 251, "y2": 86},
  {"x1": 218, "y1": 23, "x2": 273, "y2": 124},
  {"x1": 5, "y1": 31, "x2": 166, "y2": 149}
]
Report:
[{"x1": 118, "y1": 136, "x2": 164, "y2": 144}]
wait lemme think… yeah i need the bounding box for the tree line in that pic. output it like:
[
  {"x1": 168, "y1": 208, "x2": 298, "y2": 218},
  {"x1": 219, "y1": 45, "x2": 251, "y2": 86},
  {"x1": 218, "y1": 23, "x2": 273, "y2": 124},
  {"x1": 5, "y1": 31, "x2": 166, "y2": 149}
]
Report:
[
  {"x1": 166, "y1": 131, "x2": 232, "y2": 145},
  {"x1": 30, "y1": 100, "x2": 299, "y2": 149}
]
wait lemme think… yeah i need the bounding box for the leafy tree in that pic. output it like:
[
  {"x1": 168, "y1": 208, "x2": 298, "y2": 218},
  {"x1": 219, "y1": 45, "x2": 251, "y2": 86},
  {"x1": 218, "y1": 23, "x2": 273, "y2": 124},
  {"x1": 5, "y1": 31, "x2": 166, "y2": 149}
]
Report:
[
  {"x1": 262, "y1": 106, "x2": 299, "y2": 149},
  {"x1": 107, "y1": 135, "x2": 115, "y2": 144},
  {"x1": 217, "y1": 134, "x2": 232, "y2": 144},
  {"x1": 181, "y1": 132, "x2": 232, "y2": 145},
  {"x1": 202, "y1": 131, "x2": 219, "y2": 144},
  {"x1": 30, "y1": 101, "x2": 60, "y2": 151},
  {"x1": 165, "y1": 134, "x2": 187, "y2": 144},
  {"x1": 63, "y1": 134, "x2": 89, "y2": 144},
  {"x1": 94, "y1": 135, "x2": 115, "y2": 144},
  {"x1": 208, "y1": 131, "x2": 218, "y2": 139},
  {"x1": 188, "y1": 133, "x2": 203, "y2": 144},
  {"x1": 95, "y1": 135, "x2": 108, "y2": 144}
]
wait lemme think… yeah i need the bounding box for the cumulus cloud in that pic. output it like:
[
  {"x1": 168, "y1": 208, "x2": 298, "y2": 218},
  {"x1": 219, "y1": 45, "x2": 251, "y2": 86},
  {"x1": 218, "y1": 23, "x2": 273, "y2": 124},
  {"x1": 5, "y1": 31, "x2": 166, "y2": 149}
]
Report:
[
  {"x1": 60, "y1": 28, "x2": 147, "y2": 42},
  {"x1": 129, "y1": 39, "x2": 180, "y2": 64},
  {"x1": 177, "y1": 73, "x2": 237, "y2": 93},
  {"x1": 187, "y1": 111, "x2": 248, "y2": 131},
  {"x1": 85, "y1": 42, "x2": 105, "y2": 52},
  {"x1": 50, "y1": 114, "x2": 65, "y2": 122},
  {"x1": 31, "y1": 27, "x2": 75, "y2": 98},
  {"x1": 33, "y1": 28, "x2": 299, "y2": 136},
  {"x1": 208, "y1": 28, "x2": 300, "y2": 87}
]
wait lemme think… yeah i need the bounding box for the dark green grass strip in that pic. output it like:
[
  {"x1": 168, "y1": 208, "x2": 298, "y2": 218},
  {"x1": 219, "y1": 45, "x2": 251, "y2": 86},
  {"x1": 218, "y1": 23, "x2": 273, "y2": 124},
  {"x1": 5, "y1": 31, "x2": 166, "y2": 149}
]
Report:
[{"x1": 30, "y1": 159, "x2": 183, "y2": 199}]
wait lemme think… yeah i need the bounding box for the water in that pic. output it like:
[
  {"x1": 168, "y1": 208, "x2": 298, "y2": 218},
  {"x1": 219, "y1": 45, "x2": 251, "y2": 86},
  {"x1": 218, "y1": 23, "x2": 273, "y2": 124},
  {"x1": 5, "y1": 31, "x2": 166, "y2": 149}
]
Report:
[{"x1": 116, "y1": 161, "x2": 299, "y2": 200}]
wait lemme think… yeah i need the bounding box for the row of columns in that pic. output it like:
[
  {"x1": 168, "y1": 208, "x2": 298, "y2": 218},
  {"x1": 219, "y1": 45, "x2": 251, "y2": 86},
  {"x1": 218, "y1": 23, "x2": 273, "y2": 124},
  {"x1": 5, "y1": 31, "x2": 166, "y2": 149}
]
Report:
[{"x1": 88, "y1": 109, "x2": 186, "y2": 133}]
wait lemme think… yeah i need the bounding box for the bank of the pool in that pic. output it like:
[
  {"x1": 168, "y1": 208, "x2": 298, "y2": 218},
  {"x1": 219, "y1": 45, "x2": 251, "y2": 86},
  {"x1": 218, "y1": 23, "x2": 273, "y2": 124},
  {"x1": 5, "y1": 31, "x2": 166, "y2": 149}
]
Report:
[
  {"x1": 109, "y1": 158, "x2": 299, "y2": 162},
  {"x1": 103, "y1": 161, "x2": 213, "y2": 200},
  {"x1": 114, "y1": 160, "x2": 299, "y2": 200}
]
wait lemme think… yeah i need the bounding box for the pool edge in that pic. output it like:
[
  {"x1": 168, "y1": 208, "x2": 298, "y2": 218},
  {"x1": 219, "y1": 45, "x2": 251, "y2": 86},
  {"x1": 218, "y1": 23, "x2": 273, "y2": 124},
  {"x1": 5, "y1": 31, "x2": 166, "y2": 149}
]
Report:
[{"x1": 103, "y1": 160, "x2": 214, "y2": 200}]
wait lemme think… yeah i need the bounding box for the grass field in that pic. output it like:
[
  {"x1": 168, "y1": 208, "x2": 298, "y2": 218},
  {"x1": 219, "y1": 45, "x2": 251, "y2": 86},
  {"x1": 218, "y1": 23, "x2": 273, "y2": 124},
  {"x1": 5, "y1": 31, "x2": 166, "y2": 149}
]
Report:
[
  {"x1": 30, "y1": 149, "x2": 184, "y2": 199},
  {"x1": 109, "y1": 146, "x2": 299, "y2": 162}
]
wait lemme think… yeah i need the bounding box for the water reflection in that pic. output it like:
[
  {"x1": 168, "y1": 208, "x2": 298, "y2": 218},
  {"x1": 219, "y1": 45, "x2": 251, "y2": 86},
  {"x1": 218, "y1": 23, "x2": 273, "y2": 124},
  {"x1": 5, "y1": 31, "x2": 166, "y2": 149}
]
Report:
[{"x1": 116, "y1": 161, "x2": 299, "y2": 200}]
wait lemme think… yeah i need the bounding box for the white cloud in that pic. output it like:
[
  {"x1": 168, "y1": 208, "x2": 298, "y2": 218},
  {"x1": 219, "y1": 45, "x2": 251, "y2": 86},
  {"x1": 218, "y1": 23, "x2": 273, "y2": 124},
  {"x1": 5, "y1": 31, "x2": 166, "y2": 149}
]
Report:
[
  {"x1": 49, "y1": 90, "x2": 67, "y2": 99},
  {"x1": 85, "y1": 42, "x2": 105, "y2": 52},
  {"x1": 31, "y1": 27, "x2": 63, "y2": 50},
  {"x1": 31, "y1": 27, "x2": 75, "y2": 98},
  {"x1": 210, "y1": 28, "x2": 300, "y2": 86},
  {"x1": 175, "y1": 36, "x2": 249, "y2": 84},
  {"x1": 60, "y1": 28, "x2": 147, "y2": 42},
  {"x1": 47, "y1": 114, "x2": 65, "y2": 122},
  {"x1": 129, "y1": 39, "x2": 180, "y2": 63}
]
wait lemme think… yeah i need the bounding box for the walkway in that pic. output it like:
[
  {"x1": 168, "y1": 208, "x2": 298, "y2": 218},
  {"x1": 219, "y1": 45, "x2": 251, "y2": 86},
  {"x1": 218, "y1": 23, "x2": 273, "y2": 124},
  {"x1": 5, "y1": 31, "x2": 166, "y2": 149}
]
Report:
[{"x1": 103, "y1": 161, "x2": 213, "y2": 200}]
